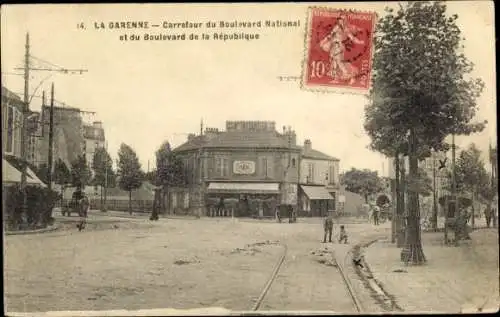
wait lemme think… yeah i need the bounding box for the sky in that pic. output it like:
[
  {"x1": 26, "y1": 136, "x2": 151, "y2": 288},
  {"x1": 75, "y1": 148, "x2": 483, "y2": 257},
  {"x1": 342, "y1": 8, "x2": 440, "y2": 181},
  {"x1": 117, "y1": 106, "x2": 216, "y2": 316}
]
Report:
[{"x1": 1, "y1": 2, "x2": 496, "y2": 177}]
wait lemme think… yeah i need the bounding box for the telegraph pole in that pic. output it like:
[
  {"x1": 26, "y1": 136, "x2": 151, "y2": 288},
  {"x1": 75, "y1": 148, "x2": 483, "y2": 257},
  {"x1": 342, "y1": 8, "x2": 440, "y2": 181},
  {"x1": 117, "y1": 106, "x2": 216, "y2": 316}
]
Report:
[
  {"x1": 103, "y1": 140, "x2": 108, "y2": 212},
  {"x1": 20, "y1": 33, "x2": 31, "y2": 220},
  {"x1": 432, "y1": 151, "x2": 438, "y2": 231},
  {"x1": 47, "y1": 83, "x2": 55, "y2": 191}
]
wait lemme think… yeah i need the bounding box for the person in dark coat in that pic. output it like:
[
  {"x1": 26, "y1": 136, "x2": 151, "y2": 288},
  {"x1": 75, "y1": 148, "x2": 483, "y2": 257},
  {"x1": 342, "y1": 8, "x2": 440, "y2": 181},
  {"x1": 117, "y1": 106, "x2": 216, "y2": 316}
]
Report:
[{"x1": 323, "y1": 212, "x2": 334, "y2": 243}]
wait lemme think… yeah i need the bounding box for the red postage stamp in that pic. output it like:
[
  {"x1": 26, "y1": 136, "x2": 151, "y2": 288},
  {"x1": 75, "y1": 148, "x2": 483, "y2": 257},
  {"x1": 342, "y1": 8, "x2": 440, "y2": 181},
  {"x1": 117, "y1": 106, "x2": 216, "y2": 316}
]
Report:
[{"x1": 301, "y1": 7, "x2": 377, "y2": 94}]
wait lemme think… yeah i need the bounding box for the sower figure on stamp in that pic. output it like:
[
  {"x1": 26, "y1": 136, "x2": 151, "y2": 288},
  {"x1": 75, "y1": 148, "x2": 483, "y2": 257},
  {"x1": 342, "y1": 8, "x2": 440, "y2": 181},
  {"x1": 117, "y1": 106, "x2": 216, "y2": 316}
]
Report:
[
  {"x1": 323, "y1": 212, "x2": 334, "y2": 243},
  {"x1": 319, "y1": 15, "x2": 365, "y2": 84}
]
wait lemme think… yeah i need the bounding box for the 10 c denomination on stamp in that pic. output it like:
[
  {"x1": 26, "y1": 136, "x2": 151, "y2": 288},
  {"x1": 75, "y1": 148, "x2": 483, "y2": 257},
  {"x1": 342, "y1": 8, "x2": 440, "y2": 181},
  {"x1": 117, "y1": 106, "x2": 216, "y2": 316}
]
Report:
[{"x1": 301, "y1": 7, "x2": 377, "y2": 95}]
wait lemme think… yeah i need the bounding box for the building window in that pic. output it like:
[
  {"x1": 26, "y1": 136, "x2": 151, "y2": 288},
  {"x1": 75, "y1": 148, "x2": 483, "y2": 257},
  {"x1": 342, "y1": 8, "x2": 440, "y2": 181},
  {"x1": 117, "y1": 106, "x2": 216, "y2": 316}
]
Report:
[
  {"x1": 222, "y1": 158, "x2": 229, "y2": 177},
  {"x1": 171, "y1": 193, "x2": 177, "y2": 209},
  {"x1": 216, "y1": 157, "x2": 229, "y2": 177},
  {"x1": 291, "y1": 158, "x2": 296, "y2": 168},
  {"x1": 184, "y1": 192, "x2": 189, "y2": 209},
  {"x1": 6, "y1": 106, "x2": 14, "y2": 153},
  {"x1": 329, "y1": 166, "x2": 335, "y2": 185},
  {"x1": 307, "y1": 163, "x2": 315, "y2": 183}
]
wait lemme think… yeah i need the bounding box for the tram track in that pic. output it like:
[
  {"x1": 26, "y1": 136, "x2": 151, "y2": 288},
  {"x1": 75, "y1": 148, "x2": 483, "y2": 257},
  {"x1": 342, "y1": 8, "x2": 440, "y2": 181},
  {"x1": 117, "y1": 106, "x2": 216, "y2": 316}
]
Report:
[{"x1": 250, "y1": 242, "x2": 363, "y2": 313}]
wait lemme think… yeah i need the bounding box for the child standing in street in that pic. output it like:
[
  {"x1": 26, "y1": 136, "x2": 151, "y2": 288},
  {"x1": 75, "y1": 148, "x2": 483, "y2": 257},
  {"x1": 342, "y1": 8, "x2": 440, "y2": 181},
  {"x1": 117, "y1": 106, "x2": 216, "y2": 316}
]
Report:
[{"x1": 338, "y1": 225, "x2": 348, "y2": 244}]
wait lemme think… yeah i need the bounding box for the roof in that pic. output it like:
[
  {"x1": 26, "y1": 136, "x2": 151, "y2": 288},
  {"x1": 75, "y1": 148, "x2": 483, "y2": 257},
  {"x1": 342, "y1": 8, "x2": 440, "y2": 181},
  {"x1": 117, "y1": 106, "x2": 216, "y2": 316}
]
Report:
[
  {"x1": 2, "y1": 86, "x2": 24, "y2": 110},
  {"x1": 300, "y1": 146, "x2": 339, "y2": 161},
  {"x1": 173, "y1": 131, "x2": 301, "y2": 152},
  {"x1": 2, "y1": 156, "x2": 47, "y2": 187},
  {"x1": 301, "y1": 185, "x2": 334, "y2": 200}
]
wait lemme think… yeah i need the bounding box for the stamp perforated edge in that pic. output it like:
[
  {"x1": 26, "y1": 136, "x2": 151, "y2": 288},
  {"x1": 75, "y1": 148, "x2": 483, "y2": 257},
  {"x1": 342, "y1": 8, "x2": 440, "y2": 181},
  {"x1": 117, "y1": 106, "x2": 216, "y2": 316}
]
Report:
[{"x1": 300, "y1": 6, "x2": 378, "y2": 96}]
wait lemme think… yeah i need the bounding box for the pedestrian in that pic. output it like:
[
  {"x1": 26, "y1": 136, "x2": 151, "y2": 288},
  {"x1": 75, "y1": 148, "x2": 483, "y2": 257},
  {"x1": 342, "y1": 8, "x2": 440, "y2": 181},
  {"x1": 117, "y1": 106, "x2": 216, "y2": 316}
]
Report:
[
  {"x1": 338, "y1": 225, "x2": 348, "y2": 244},
  {"x1": 484, "y1": 204, "x2": 492, "y2": 228},
  {"x1": 216, "y1": 197, "x2": 225, "y2": 217},
  {"x1": 77, "y1": 193, "x2": 90, "y2": 231},
  {"x1": 373, "y1": 205, "x2": 380, "y2": 225},
  {"x1": 323, "y1": 212, "x2": 334, "y2": 243},
  {"x1": 276, "y1": 206, "x2": 281, "y2": 223},
  {"x1": 150, "y1": 188, "x2": 160, "y2": 221}
]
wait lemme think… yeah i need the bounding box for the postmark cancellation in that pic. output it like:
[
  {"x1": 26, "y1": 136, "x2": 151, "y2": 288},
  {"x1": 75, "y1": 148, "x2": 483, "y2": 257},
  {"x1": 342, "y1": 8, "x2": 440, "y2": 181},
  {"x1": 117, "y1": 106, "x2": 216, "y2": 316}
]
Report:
[{"x1": 301, "y1": 7, "x2": 377, "y2": 95}]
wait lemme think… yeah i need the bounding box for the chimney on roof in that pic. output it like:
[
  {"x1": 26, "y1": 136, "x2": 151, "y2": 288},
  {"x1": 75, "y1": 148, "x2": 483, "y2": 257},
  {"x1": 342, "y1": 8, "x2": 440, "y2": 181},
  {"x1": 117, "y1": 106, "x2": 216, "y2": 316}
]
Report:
[
  {"x1": 304, "y1": 139, "x2": 312, "y2": 152},
  {"x1": 93, "y1": 121, "x2": 103, "y2": 129},
  {"x1": 204, "y1": 127, "x2": 219, "y2": 139}
]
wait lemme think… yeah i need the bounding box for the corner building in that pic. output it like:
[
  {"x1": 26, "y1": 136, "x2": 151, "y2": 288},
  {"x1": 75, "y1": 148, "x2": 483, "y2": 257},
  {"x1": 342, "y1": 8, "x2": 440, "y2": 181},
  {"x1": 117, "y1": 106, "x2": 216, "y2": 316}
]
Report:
[{"x1": 172, "y1": 121, "x2": 300, "y2": 217}]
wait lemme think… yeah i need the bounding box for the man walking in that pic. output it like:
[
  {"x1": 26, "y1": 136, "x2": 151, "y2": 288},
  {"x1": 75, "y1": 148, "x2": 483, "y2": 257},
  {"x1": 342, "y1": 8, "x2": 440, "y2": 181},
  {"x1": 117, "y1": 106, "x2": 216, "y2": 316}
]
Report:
[
  {"x1": 77, "y1": 193, "x2": 90, "y2": 231},
  {"x1": 323, "y1": 212, "x2": 334, "y2": 243},
  {"x1": 373, "y1": 205, "x2": 380, "y2": 225}
]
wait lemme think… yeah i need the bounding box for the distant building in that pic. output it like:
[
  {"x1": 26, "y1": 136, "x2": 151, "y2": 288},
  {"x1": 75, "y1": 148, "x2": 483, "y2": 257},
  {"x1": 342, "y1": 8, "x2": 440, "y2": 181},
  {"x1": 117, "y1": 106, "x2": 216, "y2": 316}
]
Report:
[
  {"x1": 298, "y1": 139, "x2": 340, "y2": 217},
  {"x1": 83, "y1": 121, "x2": 106, "y2": 171},
  {"x1": 35, "y1": 105, "x2": 85, "y2": 170},
  {"x1": 172, "y1": 120, "x2": 300, "y2": 217}
]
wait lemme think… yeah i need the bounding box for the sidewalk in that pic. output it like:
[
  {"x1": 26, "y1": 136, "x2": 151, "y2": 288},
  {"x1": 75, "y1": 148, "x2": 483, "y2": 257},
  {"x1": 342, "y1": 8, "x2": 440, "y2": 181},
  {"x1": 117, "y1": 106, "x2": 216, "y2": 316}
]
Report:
[{"x1": 363, "y1": 229, "x2": 499, "y2": 313}]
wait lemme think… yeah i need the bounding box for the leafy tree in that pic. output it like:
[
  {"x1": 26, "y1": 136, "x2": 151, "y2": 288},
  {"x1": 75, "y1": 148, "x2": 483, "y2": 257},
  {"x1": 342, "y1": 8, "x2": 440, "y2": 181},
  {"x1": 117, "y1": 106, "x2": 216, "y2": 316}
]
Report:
[
  {"x1": 406, "y1": 167, "x2": 433, "y2": 197},
  {"x1": 454, "y1": 143, "x2": 490, "y2": 226},
  {"x1": 117, "y1": 143, "x2": 144, "y2": 214},
  {"x1": 340, "y1": 168, "x2": 384, "y2": 203},
  {"x1": 156, "y1": 141, "x2": 185, "y2": 213},
  {"x1": 53, "y1": 158, "x2": 71, "y2": 200},
  {"x1": 70, "y1": 154, "x2": 91, "y2": 189},
  {"x1": 91, "y1": 147, "x2": 116, "y2": 208},
  {"x1": 364, "y1": 2, "x2": 486, "y2": 264}
]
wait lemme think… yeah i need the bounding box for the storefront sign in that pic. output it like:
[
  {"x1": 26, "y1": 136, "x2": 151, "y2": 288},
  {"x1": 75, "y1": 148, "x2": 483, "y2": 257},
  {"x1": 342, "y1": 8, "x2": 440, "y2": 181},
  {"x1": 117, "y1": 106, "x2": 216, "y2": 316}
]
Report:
[{"x1": 233, "y1": 161, "x2": 255, "y2": 174}]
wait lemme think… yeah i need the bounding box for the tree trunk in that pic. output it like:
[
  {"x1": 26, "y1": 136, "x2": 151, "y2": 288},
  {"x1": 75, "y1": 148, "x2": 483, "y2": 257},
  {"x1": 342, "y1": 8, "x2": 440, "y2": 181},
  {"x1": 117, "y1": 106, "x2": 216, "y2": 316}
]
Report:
[
  {"x1": 392, "y1": 153, "x2": 400, "y2": 244},
  {"x1": 401, "y1": 128, "x2": 426, "y2": 265},
  {"x1": 364, "y1": 194, "x2": 368, "y2": 204},
  {"x1": 397, "y1": 156, "x2": 405, "y2": 247},
  {"x1": 100, "y1": 186, "x2": 104, "y2": 210},
  {"x1": 129, "y1": 190, "x2": 132, "y2": 215},
  {"x1": 471, "y1": 190, "x2": 476, "y2": 229},
  {"x1": 431, "y1": 155, "x2": 438, "y2": 231}
]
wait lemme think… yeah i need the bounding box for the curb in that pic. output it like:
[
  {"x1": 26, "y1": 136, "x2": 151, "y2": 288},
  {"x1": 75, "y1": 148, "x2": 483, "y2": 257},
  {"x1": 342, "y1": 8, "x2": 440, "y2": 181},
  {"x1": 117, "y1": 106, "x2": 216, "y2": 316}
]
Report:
[
  {"x1": 5, "y1": 224, "x2": 59, "y2": 236},
  {"x1": 351, "y1": 239, "x2": 404, "y2": 313}
]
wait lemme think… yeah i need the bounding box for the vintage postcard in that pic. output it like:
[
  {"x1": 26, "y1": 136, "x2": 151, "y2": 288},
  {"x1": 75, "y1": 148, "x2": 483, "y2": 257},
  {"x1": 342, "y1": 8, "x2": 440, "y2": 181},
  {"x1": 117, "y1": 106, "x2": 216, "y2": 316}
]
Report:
[{"x1": 2, "y1": 2, "x2": 498, "y2": 316}]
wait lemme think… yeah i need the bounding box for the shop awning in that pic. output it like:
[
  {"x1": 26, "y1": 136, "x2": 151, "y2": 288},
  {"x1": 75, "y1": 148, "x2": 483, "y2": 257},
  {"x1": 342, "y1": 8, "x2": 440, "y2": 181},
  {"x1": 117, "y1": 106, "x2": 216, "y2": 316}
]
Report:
[
  {"x1": 207, "y1": 182, "x2": 280, "y2": 194},
  {"x1": 2, "y1": 158, "x2": 47, "y2": 187},
  {"x1": 301, "y1": 185, "x2": 333, "y2": 200}
]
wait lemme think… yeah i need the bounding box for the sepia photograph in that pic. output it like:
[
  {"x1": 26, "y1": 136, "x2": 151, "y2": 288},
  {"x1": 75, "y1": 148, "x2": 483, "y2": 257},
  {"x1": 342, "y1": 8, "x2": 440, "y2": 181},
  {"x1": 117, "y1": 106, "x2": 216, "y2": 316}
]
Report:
[{"x1": 1, "y1": 2, "x2": 498, "y2": 315}]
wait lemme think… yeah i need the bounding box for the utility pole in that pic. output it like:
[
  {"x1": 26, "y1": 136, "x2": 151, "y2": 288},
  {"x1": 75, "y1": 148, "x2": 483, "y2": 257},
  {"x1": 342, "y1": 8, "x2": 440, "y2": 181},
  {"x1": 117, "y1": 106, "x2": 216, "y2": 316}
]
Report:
[
  {"x1": 103, "y1": 140, "x2": 108, "y2": 212},
  {"x1": 47, "y1": 83, "x2": 55, "y2": 191},
  {"x1": 19, "y1": 33, "x2": 31, "y2": 222},
  {"x1": 198, "y1": 119, "x2": 205, "y2": 218}
]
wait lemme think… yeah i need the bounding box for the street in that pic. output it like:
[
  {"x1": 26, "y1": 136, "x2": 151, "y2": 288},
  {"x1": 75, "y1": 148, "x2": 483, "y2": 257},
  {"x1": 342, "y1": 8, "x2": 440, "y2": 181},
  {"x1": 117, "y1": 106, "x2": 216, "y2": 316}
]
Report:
[{"x1": 4, "y1": 213, "x2": 389, "y2": 313}]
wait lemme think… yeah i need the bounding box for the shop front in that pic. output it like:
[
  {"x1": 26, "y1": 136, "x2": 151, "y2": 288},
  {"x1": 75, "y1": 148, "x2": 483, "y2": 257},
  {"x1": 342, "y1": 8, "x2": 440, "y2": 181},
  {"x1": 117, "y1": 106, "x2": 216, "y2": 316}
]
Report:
[
  {"x1": 206, "y1": 182, "x2": 280, "y2": 217},
  {"x1": 299, "y1": 185, "x2": 335, "y2": 217}
]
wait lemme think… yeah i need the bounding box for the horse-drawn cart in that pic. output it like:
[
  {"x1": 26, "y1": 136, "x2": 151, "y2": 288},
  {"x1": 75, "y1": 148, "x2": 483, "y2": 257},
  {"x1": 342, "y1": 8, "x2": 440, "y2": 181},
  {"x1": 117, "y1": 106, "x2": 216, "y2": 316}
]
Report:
[{"x1": 61, "y1": 197, "x2": 80, "y2": 217}]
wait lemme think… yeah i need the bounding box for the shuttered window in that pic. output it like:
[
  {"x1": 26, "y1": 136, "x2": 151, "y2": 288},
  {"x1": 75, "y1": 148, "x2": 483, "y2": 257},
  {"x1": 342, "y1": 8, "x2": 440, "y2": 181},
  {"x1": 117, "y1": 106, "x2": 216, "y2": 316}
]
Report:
[
  {"x1": 266, "y1": 157, "x2": 274, "y2": 179},
  {"x1": 222, "y1": 158, "x2": 230, "y2": 177}
]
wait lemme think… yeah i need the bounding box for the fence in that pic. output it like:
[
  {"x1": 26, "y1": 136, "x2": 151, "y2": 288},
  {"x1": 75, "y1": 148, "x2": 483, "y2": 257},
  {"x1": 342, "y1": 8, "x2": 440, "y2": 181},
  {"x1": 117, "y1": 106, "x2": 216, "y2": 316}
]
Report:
[{"x1": 57, "y1": 199, "x2": 154, "y2": 213}]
